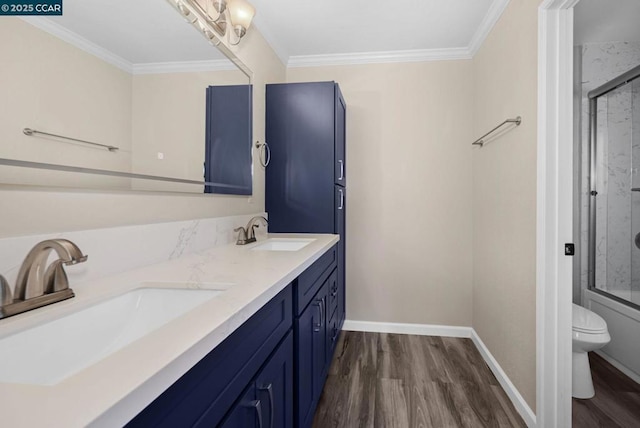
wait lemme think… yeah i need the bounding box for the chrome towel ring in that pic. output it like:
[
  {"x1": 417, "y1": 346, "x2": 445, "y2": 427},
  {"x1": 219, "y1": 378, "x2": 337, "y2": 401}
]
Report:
[{"x1": 255, "y1": 141, "x2": 270, "y2": 167}]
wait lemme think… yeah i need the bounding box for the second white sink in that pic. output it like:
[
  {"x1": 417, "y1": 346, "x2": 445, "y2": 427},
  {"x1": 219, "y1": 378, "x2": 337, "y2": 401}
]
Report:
[
  {"x1": 0, "y1": 285, "x2": 228, "y2": 385},
  {"x1": 251, "y1": 238, "x2": 315, "y2": 252}
]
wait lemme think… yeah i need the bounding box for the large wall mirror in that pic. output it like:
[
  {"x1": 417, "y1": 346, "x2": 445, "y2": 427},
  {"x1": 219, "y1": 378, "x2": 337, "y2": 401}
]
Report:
[{"x1": 0, "y1": 0, "x2": 253, "y2": 194}]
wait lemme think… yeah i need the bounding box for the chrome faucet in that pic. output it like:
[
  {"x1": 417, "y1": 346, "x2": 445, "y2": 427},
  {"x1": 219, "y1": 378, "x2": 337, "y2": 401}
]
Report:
[
  {"x1": 0, "y1": 239, "x2": 87, "y2": 319},
  {"x1": 234, "y1": 216, "x2": 268, "y2": 245}
]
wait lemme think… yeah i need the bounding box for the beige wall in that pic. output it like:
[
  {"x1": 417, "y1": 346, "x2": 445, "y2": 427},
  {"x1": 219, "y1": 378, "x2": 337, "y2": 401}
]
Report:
[
  {"x1": 0, "y1": 18, "x2": 133, "y2": 188},
  {"x1": 471, "y1": 0, "x2": 539, "y2": 410},
  {"x1": 131, "y1": 69, "x2": 248, "y2": 191},
  {"x1": 0, "y1": 20, "x2": 285, "y2": 238},
  {"x1": 287, "y1": 62, "x2": 474, "y2": 327}
]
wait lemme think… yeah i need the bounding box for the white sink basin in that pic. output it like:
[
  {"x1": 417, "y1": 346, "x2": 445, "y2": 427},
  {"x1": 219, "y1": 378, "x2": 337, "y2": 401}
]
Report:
[
  {"x1": 0, "y1": 285, "x2": 228, "y2": 385},
  {"x1": 251, "y1": 238, "x2": 315, "y2": 252}
]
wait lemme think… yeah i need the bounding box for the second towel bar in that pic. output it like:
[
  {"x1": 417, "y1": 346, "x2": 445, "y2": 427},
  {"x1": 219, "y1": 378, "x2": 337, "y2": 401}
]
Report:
[{"x1": 472, "y1": 116, "x2": 522, "y2": 147}]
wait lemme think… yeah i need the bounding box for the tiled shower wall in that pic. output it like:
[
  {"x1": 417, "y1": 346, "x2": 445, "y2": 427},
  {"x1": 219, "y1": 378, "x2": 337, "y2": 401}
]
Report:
[{"x1": 576, "y1": 42, "x2": 640, "y2": 304}]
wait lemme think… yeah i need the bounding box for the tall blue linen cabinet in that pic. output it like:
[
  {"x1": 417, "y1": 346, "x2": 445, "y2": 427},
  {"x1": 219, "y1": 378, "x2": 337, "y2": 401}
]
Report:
[{"x1": 266, "y1": 81, "x2": 346, "y2": 427}]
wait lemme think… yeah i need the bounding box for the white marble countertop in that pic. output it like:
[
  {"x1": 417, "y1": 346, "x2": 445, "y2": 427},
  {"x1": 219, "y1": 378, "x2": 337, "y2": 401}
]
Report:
[{"x1": 0, "y1": 233, "x2": 339, "y2": 427}]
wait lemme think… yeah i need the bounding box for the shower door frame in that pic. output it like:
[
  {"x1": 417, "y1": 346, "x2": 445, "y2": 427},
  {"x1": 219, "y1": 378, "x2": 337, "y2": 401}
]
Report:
[{"x1": 587, "y1": 65, "x2": 640, "y2": 311}]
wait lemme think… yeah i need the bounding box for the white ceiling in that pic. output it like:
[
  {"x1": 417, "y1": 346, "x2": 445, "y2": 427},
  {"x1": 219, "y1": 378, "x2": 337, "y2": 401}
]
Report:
[
  {"x1": 40, "y1": 0, "x2": 226, "y2": 64},
  {"x1": 250, "y1": 0, "x2": 502, "y2": 64},
  {"x1": 574, "y1": 0, "x2": 640, "y2": 45},
  {"x1": 28, "y1": 0, "x2": 510, "y2": 70}
]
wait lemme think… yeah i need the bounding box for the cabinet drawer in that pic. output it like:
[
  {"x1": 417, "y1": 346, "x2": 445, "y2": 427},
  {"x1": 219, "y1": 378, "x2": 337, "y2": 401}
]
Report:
[
  {"x1": 126, "y1": 285, "x2": 293, "y2": 428},
  {"x1": 327, "y1": 269, "x2": 338, "y2": 321},
  {"x1": 295, "y1": 245, "x2": 337, "y2": 315}
]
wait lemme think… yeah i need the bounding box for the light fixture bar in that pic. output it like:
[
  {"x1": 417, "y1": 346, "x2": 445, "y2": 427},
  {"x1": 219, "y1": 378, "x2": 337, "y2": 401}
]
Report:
[{"x1": 170, "y1": 0, "x2": 225, "y2": 38}]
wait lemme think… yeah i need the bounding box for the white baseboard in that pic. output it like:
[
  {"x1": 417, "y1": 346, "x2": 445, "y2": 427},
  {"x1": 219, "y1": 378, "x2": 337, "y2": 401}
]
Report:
[
  {"x1": 343, "y1": 320, "x2": 472, "y2": 338},
  {"x1": 470, "y1": 331, "x2": 537, "y2": 427},
  {"x1": 343, "y1": 320, "x2": 536, "y2": 427}
]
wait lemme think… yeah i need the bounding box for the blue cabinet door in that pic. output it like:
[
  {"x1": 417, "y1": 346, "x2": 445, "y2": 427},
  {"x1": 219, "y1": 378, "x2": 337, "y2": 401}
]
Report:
[
  {"x1": 256, "y1": 332, "x2": 294, "y2": 428},
  {"x1": 295, "y1": 282, "x2": 328, "y2": 428},
  {"x1": 335, "y1": 84, "x2": 346, "y2": 187},
  {"x1": 335, "y1": 185, "x2": 346, "y2": 328},
  {"x1": 218, "y1": 384, "x2": 259, "y2": 428},
  {"x1": 205, "y1": 85, "x2": 253, "y2": 195},
  {"x1": 265, "y1": 82, "x2": 335, "y2": 234}
]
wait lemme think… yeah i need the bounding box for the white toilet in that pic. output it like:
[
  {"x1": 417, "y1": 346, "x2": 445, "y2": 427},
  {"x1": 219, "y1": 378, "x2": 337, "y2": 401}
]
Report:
[{"x1": 572, "y1": 304, "x2": 611, "y2": 399}]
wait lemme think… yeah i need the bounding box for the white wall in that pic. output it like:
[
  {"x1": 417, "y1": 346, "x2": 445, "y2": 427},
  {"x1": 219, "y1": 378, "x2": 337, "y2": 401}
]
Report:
[{"x1": 287, "y1": 61, "x2": 474, "y2": 327}]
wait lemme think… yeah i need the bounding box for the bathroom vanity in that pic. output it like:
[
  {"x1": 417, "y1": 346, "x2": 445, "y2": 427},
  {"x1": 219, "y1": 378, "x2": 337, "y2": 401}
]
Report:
[
  {"x1": 128, "y1": 243, "x2": 340, "y2": 428},
  {"x1": 0, "y1": 233, "x2": 340, "y2": 427}
]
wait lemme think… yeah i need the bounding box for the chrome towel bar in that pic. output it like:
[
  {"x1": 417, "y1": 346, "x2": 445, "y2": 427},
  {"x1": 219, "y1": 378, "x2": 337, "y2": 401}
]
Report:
[
  {"x1": 472, "y1": 116, "x2": 522, "y2": 147},
  {"x1": 23, "y1": 128, "x2": 119, "y2": 152}
]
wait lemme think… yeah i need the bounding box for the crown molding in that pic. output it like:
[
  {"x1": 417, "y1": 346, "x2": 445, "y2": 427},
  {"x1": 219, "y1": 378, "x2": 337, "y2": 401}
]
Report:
[
  {"x1": 284, "y1": 0, "x2": 510, "y2": 68},
  {"x1": 468, "y1": 0, "x2": 511, "y2": 56},
  {"x1": 133, "y1": 59, "x2": 237, "y2": 75},
  {"x1": 20, "y1": 17, "x2": 133, "y2": 74},
  {"x1": 287, "y1": 47, "x2": 472, "y2": 68}
]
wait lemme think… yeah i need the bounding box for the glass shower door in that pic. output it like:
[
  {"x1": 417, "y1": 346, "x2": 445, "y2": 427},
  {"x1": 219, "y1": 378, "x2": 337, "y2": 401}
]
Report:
[{"x1": 592, "y1": 75, "x2": 640, "y2": 307}]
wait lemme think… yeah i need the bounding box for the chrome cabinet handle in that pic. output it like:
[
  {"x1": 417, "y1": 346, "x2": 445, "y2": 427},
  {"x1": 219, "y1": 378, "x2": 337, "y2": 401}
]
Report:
[
  {"x1": 320, "y1": 297, "x2": 325, "y2": 328},
  {"x1": 338, "y1": 159, "x2": 344, "y2": 181},
  {"x1": 338, "y1": 189, "x2": 344, "y2": 210},
  {"x1": 313, "y1": 300, "x2": 322, "y2": 332},
  {"x1": 249, "y1": 400, "x2": 263, "y2": 428},
  {"x1": 258, "y1": 384, "x2": 274, "y2": 428}
]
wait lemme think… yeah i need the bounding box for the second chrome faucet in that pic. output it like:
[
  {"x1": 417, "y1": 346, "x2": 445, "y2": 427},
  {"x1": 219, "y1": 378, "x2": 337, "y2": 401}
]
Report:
[{"x1": 235, "y1": 216, "x2": 268, "y2": 245}]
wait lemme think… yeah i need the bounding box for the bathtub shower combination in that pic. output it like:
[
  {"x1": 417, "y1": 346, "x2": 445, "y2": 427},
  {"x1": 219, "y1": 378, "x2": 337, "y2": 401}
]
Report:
[
  {"x1": 580, "y1": 62, "x2": 640, "y2": 384},
  {"x1": 588, "y1": 64, "x2": 640, "y2": 308}
]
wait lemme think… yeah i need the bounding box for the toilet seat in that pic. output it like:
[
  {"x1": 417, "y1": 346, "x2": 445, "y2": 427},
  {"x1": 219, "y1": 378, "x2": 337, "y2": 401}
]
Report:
[{"x1": 572, "y1": 304, "x2": 607, "y2": 334}]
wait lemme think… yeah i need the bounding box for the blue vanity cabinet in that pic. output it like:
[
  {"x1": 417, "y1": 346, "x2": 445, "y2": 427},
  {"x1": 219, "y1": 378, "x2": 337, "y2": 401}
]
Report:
[
  {"x1": 126, "y1": 286, "x2": 292, "y2": 428},
  {"x1": 295, "y1": 278, "x2": 329, "y2": 428},
  {"x1": 265, "y1": 81, "x2": 347, "y2": 334},
  {"x1": 126, "y1": 246, "x2": 340, "y2": 428},
  {"x1": 218, "y1": 384, "x2": 258, "y2": 428},
  {"x1": 216, "y1": 331, "x2": 294, "y2": 428},
  {"x1": 255, "y1": 331, "x2": 294, "y2": 428}
]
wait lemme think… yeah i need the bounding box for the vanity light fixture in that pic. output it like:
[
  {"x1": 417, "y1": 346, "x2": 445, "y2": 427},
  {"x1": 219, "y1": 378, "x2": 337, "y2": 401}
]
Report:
[
  {"x1": 169, "y1": 0, "x2": 255, "y2": 47},
  {"x1": 227, "y1": 0, "x2": 256, "y2": 44}
]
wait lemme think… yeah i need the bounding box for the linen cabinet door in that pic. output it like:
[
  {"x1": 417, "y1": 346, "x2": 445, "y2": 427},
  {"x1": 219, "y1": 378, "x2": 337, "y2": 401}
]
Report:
[
  {"x1": 334, "y1": 84, "x2": 346, "y2": 187},
  {"x1": 335, "y1": 185, "x2": 346, "y2": 327},
  {"x1": 256, "y1": 332, "x2": 294, "y2": 428},
  {"x1": 218, "y1": 384, "x2": 259, "y2": 428}
]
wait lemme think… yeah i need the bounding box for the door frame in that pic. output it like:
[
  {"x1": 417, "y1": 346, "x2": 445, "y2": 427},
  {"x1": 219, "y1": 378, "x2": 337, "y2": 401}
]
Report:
[{"x1": 536, "y1": 0, "x2": 579, "y2": 426}]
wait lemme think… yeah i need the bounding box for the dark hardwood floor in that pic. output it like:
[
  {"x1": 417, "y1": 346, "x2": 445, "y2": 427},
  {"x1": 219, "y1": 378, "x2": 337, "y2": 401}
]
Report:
[
  {"x1": 312, "y1": 331, "x2": 526, "y2": 428},
  {"x1": 572, "y1": 353, "x2": 640, "y2": 427}
]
